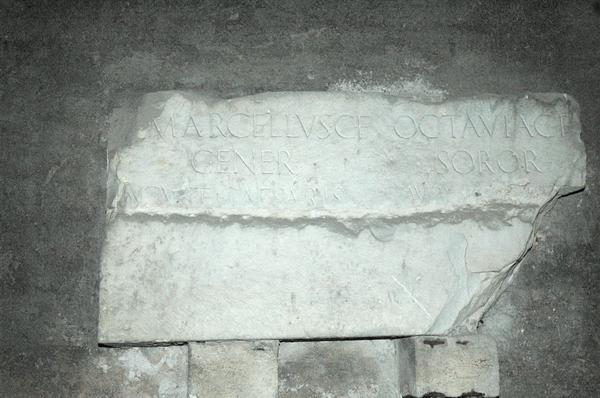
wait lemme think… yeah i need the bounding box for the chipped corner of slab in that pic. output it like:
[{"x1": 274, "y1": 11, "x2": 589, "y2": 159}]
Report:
[{"x1": 98, "y1": 91, "x2": 586, "y2": 344}]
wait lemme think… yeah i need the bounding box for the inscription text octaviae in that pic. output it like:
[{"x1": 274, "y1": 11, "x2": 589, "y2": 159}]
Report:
[{"x1": 120, "y1": 110, "x2": 569, "y2": 209}]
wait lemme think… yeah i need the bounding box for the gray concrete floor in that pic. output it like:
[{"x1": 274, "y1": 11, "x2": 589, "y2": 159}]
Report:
[{"x1": 0, "y1": 1, "x2": 598, "y2": 396}]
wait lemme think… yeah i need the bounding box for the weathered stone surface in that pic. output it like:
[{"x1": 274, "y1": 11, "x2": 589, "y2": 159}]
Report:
[
  {"x1": 99, "y1": 218, "x2": 529, "y2": 342},
  {"x1": 79, "y1": 346, "x2": 188, "y2": 398},
  {"x1": 397, "y1": 335, "x2": 500, "y2": 397},
  {"x1": 188, "y1": 341, "x2": 278, "y2": 398},
  {"x1": 108, "y1": 91, "x2": 584, "y2": 219},
  {"x1": 99, "y1": 91, "x2": 585, "y2": 343},
  {"x1": 278, "y1": 340, "x2": 400, "y2": 398}
]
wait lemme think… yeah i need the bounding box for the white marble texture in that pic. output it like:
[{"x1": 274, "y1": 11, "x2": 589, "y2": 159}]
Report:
[{"x1": 99, "y1": 91, "x2": 585, "y2": 343}]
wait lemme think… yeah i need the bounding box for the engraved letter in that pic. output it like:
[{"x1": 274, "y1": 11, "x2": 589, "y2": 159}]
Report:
[
  {"x1": 335, "y1": 114, "x2": 359, "y2": 139},
  {"x1": 285, "y1": 114, "x2": 300, "y2": 138},
  {"x1": 153, "y1": 116, "x2": 175, "y2": 139},
  {"x1": 419, "y1": 114, "x2": 439, "y2": 138},
  {"x1": 462, "y1": 114, "x2": 482, "y2": 138},
  {"x1": 409, "y1": 184, "x2": 425, "y2": 202},
  {"x1": 261, "y1": 150, "x2": 276, "y2": 174},
  {"x1": 253, "y1": 113, "x2": 272, "y2": 137},
  {"x1": 209, "y1": 113, "x2": 228, "y2": 137},
  {"x1": 478, "y1": 150, "x2": 495, "y2": 173},
  {"x1": 227, "y1": 113, "x2": 251, "y2": 138},
  {"x1": 296, "y1": 114, "x2": 316, "y2": 138},
  {"x1": 393, "y1": 115, "x2": 417, "y2": 139},
  {"x1": 217, "y1": 150, "x2": 232, "y2": 173},
  {"x1": 451, "y1": 150, "x2": 475, "y2": 175},
  {"x1": 497, "y1": 150, "x2": 520, "y2": 173},
  {"x1": 184, "y1": 116, "x2": 203, "y2": 138},
  {"x1": 525, "y1": 149, "x2": 542, "y2": 173},
  {"x1": 560, "y1": 114, "x2": 568, "y2": 136},
  {"x1": 478, "y1": 114, "x2": 497, "y2": 137},
  {"x1": 440, "y1": 115, "x2": 457, "y2": 138},
  {"x1": 233, "y1": 150, "x2": 256, "y2": 175},
  {"x1": 122, "y1": 183, "x2": 140, "y2": 208},
  {"x1": 533, "y1": 114, "x2": 554, "y2": 137},
  {"x1": 317, "y1": 115, "x2": 333, "y2": 139},
  {"x1": 278, "y1": 150, "x2": 295, "y2": 175},
  {"x1": 358, "y1": 115, "x2": 371, "y2": 139},
  {"x1": 516, "y1": 115, "x2": 535, "y2": 137},
  {"x1": 435, "y1": 151, "x2": 451, "y2": 174},
  {"x1": 191, "y1": 150, "x2": 214, "y2": 173}
]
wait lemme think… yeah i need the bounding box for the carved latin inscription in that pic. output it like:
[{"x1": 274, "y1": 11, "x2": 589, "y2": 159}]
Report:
[
  {"x1": 100, "y1": 91, "x2": 586, "y2": 344},
  {"x1": 148, "y1": 112, "x2": 567, "y2": 141},
  {"x1": 110, "y1": 93, "x2": 583, "y2": 217}
]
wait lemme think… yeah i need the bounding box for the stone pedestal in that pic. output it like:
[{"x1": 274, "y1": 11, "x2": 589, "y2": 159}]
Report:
[
  {"x1": 279, "y1": 340, "x2": 400, "y2": 398},
  {"x1": 398, "y1": 335, "x2": 500, "y2": 397},
  {"x1": 82, "y1": 346, "x2": 188, "y2": 398},
  {"x1": 188, "y1": 341, "x2": 278, "y2": 398}
]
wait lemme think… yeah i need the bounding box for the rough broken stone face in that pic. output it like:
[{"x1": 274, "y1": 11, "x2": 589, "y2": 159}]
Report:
[
  {"x1": 278, "y1": 340, "x2": 400, "y2": 398},
  {"x1": 188, "y1": 341, "x2": 278, "y2": 398},
  {"x1": 397, "y1": 335, "x2": 500, "y2": 397},
  {"x1": 99, "y1": 91, "x2": 585, "y2": 343}
]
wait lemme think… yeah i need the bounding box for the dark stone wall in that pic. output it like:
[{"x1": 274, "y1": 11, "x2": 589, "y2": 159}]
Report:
[{"x1": 1, "y1": 1, "x2": 598, "y2": 396}]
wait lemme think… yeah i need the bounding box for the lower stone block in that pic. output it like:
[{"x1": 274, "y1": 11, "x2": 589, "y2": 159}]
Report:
[
  {"x1": 188, "y1": 340, "x2": 278, "y2": 398},
  {"x1": 278, "y1": 340, "x2": 400, "y2": 398},
  {"x1": 397, "y1": 335, "x2": 499, "y2": 397},
  {"x1": 82, "y1": 346, "x2": 188, "y2": 397}
]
